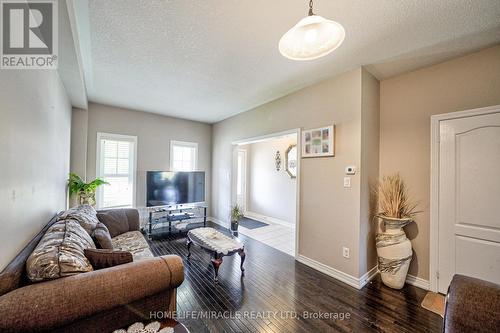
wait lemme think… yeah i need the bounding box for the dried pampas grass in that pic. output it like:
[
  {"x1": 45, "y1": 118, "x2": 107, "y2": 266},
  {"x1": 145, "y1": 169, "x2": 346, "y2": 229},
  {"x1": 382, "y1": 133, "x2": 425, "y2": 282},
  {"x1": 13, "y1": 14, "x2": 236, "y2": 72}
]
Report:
[{"x1": 376, "y1": 174, "x2": 420, "y2": 219}]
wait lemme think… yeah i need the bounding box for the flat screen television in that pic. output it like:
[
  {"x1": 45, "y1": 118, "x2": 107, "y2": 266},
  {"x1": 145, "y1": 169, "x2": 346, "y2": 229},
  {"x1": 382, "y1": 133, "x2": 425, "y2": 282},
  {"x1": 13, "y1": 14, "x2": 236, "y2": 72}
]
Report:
[{"x1": 146, "y1": 171, "x2": 205, "y2": 207}]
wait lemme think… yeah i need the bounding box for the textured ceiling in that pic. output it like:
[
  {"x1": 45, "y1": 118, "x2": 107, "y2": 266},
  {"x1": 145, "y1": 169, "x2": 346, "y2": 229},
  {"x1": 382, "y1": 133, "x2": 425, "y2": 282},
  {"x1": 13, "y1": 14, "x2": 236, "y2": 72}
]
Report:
[{"x1": 79, "y1": 0, "x2": 500, "y2": 123}]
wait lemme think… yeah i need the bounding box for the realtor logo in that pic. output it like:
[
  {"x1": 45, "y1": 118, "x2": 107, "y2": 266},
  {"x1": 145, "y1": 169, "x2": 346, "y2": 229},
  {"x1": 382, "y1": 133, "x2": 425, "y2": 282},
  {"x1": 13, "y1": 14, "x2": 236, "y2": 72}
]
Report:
[{"x1": 1, "y1": 0, "x2": 57, "y2": 69}]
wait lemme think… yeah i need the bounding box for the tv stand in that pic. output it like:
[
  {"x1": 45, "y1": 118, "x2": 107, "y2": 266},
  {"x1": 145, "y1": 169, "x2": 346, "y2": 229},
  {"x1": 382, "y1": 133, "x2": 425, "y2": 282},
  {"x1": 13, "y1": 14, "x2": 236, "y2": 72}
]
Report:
[{"x1": 145, "y1": 204, "x2": 207, "y2": 239}]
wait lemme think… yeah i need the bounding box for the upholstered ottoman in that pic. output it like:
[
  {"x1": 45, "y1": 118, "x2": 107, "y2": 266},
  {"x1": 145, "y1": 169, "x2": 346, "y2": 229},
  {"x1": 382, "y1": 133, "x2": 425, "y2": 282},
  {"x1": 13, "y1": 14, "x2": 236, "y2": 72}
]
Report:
[{"x1": 186, "y1": 227, "x2": 245, "y2": 282}]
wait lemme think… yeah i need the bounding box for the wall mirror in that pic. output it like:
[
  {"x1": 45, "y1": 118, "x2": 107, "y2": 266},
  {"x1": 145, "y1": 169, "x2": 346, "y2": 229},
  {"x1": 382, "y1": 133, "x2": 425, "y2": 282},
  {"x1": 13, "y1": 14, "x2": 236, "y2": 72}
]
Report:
[{"x1": 285, "y1": 145, "x2": 297, "y2": 178}]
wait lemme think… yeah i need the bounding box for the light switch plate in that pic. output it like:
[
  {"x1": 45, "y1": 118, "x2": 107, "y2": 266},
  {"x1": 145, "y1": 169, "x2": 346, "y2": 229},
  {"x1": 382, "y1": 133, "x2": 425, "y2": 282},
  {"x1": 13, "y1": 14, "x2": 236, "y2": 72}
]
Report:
[{"x1": 343, "y1": 177, "x2": 351, "y2": 188}]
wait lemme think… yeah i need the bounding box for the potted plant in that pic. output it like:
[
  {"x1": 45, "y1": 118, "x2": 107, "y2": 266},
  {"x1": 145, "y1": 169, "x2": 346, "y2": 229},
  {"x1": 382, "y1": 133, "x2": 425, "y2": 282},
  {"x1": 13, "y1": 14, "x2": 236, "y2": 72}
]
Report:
[
  {"x1": 375, "y1": 174, "x2": 420, "y2": 289},
  {"x1": 230, "y1": 204, "x2": 243, "y2": 233},
  {"x1": 68, "y1": 172, "x2": 109, "y2": 207}
]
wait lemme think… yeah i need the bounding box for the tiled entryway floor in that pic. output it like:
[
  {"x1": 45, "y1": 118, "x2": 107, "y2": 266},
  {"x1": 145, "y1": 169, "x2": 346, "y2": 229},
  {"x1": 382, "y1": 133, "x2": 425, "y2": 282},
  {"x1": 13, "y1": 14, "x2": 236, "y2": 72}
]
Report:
[{"x1": 238, "y1": 222, "x2": 295, "y2": 256}]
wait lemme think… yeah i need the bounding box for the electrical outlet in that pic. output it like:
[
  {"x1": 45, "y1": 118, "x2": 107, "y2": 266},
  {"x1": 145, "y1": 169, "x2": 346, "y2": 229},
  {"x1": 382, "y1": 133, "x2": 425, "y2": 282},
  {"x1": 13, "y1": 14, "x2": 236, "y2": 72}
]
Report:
[{"x1": 342, "y1": 246, "x2": 350, "y2": 259}]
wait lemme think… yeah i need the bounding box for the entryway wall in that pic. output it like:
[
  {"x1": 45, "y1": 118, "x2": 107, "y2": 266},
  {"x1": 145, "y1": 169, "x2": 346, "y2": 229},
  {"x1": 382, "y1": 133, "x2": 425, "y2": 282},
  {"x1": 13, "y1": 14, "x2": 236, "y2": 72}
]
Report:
[
  {"x1": 212, "y1": 68, "x2": 380, "y2": 286},
  {"x1": 245, "y1": 136, "x2": 297, "y2": 225}
]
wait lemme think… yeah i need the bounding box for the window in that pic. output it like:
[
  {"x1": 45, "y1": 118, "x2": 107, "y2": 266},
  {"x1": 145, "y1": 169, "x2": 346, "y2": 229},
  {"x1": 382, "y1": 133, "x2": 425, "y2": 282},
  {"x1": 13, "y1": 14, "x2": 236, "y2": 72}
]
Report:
[
  {"x1": 96, "y1": 133, "x2": 137, "y2": 209},
  {"x1": 170, "y1": 140, "x2": 198, "y2": 171}
]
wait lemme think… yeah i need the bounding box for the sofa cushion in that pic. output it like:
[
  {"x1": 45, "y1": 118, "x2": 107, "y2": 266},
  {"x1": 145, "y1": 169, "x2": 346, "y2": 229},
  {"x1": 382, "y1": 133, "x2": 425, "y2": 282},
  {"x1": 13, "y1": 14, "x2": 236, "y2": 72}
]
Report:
[
  {"x1": 92, "y1": 222, "x2": 113, "y2": 249},
  {"x1": 84, "y1": 248, "x2": 133, "y2": 270},
  {"x1": 26, "y1": 219, "x2": 96, "y2": 282},
  {"x1": 59, "y1": 204, "x2": 100, "y2": 236},
  {"x1": 111, "y1": 231, "x2": 154, "y2": 260},
  {"x1": 97, "y1": 210, "x2": 130, "y2": 237}
]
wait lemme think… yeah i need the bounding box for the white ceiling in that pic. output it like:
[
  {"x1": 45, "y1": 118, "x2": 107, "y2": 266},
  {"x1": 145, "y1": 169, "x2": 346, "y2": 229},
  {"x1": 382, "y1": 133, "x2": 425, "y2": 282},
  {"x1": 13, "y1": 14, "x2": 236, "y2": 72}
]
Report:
[{"x1": 74, "y1": 0, "x2": 500, "y2": 123}]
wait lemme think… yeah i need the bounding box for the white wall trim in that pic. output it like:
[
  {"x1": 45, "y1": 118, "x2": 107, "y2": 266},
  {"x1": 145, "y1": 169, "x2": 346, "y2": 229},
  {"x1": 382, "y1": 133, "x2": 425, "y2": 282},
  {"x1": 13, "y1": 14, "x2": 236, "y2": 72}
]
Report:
[
  {"x1": 232, "y1": 128, "x2": 299, "y2": 145},
  {"x1": 359, "y1": 265, "x2": 379, "y2": 288},
  {"x1": 209, "y1": 216, "x2": 229, "y2": 228},
  {"x1": 230, "y1": 128, "x2": 301, "y2": 260},
  {"x1": 244, "y1": 211, "x2": 295, "y2": 228},
  {"x1": 406, "y1": 274, "x2": 430, "y2": 290},
  {"x1": 296, "y1": 255, "x2": 378, "y2": 290},
  {"x1": 430, "y1": 104, "x2": 500, "y2": 292},
  {"x1": 65, "y1": 0, "x2": 88, "y2": 109},
  {"x1": 295, "y1": 128, "x2": 301, "y2": 259}
]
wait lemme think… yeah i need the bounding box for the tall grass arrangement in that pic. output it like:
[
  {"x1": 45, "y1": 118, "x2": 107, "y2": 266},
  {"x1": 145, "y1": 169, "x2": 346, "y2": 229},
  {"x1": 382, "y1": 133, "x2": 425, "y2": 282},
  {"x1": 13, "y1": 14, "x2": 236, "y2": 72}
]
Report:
[{"x1": 376, "y1": 174, "x2": 419, "y2": 219}]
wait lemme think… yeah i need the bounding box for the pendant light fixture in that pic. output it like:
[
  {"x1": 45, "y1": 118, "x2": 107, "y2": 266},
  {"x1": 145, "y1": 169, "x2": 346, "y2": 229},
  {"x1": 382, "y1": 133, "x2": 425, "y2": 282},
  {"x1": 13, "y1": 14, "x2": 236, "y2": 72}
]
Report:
[{"x1": 279, "y1": 0, "x2": 345, "y2": 61}]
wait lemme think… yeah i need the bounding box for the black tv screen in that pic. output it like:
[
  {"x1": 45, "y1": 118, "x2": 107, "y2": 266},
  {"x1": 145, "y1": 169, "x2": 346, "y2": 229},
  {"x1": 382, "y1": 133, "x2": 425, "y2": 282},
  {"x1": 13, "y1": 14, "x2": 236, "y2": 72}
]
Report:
[{"x1": 146, "y1": 171, "x2": 205, "y2": 207}]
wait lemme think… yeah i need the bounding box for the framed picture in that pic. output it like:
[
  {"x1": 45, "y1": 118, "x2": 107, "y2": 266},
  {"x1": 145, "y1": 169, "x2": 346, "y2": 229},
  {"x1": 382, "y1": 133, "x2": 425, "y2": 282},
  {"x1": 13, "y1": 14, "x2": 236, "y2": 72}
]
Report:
[{"x1": 301, "y1": 125, "x2": 335, "y2": 158}]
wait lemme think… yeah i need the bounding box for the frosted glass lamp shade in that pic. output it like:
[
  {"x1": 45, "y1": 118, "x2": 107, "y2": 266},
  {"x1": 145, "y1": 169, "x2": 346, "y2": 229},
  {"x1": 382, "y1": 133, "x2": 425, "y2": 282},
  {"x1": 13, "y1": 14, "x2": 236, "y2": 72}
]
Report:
[{"x1": 279, "y1": 15, "x2": 345, "y2": 61}]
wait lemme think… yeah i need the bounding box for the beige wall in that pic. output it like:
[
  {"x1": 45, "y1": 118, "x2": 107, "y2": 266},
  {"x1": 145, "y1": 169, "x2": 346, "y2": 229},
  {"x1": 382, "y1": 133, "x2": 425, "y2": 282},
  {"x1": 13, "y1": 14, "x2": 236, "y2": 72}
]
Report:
[
  {"x1": 85, "y1": 103, "x2": 212, "y2": 213},
  {"x1": 0, "y1": 71, "x2": 71, "y2": 270},
  {"x1": 380, "y1": 45, "x2": 500, "y2": 280},
  {"x1": 247, "y1": 136, "x2": 297, "y2": 224},
  {"x1": 213, "y1": 68, "x2": 379, "y2": 278},
  {"x1": 359, "y1": 69, "x2": 380, "y2": 275},
  {"x1": 70, "y1": 108, "x2": 88, "y2": 179}
]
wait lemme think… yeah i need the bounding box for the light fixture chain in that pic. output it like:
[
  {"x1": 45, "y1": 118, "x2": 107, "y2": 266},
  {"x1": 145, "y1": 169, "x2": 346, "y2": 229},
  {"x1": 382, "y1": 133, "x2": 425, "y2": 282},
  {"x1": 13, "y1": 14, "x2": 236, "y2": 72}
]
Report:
[{"x1": 308, "y1": 0, "x2": 314, "y2": 16}]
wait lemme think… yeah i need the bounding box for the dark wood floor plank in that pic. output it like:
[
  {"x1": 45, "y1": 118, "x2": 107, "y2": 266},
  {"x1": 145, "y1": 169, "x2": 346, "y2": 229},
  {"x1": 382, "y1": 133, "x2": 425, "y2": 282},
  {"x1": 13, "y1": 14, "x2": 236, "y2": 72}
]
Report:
[{"x1": 147, "y1": 222, "x2": 442, "y2": 333}]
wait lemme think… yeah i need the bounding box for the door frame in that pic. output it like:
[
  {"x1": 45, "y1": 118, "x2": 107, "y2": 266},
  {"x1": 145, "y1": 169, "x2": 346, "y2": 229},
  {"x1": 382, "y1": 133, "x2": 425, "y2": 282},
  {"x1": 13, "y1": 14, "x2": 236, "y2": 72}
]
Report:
[
  {"x1": 235, "y1": 148, "x2": 248, "y2": 212},
  {"x1": 231, "y1": 128, "x2": 301, "y2": 258},
  {"x1": 430, "y1": 104, "x2": 500, "y2": 292}
]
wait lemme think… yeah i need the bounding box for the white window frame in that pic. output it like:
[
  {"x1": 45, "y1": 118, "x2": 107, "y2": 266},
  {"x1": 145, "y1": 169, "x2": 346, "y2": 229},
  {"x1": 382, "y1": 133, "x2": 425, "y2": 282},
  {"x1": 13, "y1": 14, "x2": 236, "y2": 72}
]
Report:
[
  {"x1": 170, "y1": 140, "x2": 198, "y2": 171},
  {"x1": 96, "y1": 132, "x2": 138, "y2": 209}
]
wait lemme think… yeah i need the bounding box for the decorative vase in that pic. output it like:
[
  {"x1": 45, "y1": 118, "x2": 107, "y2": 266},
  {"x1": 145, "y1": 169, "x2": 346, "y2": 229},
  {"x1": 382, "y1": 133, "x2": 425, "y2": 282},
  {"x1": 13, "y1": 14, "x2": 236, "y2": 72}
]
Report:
[
  {"x1": 376, "y1": 216, "x2": 413, "y2": 289},
  {"x1": 230, "y1": 220, "x2": 239, "y2": 233},
  {"x1": 79, "y1": 191, "x2": 96, "y2": 206}
]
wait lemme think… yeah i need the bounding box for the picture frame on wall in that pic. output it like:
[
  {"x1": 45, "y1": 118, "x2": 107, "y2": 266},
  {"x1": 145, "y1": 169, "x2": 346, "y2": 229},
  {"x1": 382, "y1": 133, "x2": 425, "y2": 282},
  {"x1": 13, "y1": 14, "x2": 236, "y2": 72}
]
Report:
[{"x1": 301, "y1": 125, "x2": 335, "y2": 158}]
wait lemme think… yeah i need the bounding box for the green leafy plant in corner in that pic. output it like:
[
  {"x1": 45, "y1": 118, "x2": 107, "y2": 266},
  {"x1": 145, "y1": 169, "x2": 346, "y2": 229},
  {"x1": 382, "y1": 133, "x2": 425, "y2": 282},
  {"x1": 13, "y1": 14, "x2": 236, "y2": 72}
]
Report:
[
  {"x1": 230, "y1": 204, "x2": 244, "y2": 222},
  {"x1": 68, "y1": 172, "x2": 109, "y2": 206},
  {"x1": 230, "y1": 204, "x2": 244, "y2": 232}
]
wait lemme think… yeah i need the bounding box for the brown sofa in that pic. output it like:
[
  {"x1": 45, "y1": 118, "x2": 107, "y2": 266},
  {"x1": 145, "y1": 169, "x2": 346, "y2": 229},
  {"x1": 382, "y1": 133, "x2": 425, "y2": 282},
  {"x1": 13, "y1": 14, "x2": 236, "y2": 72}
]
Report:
[
  {"x1": 0, "y1": 209, "x2": 184, "y2": 333},
  {"x1": 444, "y1": 274, "x2": 500, "y2": 333}
]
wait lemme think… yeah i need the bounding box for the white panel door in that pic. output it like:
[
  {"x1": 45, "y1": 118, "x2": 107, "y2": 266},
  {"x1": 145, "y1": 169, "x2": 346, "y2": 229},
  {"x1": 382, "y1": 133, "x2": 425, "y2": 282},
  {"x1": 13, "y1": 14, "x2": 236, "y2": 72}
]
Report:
[{"x1": 438, "y1": 111, "x2": 500, "y2": 293}]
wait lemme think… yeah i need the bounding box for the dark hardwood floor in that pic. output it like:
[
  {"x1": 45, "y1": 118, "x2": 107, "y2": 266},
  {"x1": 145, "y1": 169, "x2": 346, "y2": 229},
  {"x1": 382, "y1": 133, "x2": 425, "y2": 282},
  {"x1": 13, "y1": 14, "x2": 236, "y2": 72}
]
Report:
[{"x1": 147, "y1": 222, "x2": 442, "y2": 333}]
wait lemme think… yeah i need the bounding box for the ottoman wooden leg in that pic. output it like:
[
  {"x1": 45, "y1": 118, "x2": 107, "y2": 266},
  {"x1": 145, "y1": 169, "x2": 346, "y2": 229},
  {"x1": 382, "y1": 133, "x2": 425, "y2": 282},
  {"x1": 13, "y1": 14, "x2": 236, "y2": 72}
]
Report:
[
  {"x1": 186, "y1": 239, "x2": 192, "y2": 259},
  {"x1": 238, "y1": 249, "x2": 246, "y2": 275},
  {"x1": 211, "y1": 256, "x2": 223, "y2": 282}
]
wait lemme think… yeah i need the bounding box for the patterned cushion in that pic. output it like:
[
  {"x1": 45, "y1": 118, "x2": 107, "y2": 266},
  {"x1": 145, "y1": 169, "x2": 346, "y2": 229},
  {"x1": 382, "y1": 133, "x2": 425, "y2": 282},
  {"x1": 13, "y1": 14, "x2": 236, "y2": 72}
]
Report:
[
  {"x1": 58, "y1": 204, "x2": 100, "y2": 236},
  {"x1": 111, "y1": 231, "x2": 154, "y2": 261},
  {"x1": 26, "y1": 219, "x2": 96, "y2": 282}
]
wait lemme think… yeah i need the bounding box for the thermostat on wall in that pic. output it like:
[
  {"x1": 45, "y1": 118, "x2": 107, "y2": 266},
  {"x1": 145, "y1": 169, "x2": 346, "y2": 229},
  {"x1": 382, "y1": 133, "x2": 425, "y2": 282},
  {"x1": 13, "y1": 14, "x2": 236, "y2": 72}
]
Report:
[{"x1": 345, "y1": 166, "x2": 356, "y2": 175}]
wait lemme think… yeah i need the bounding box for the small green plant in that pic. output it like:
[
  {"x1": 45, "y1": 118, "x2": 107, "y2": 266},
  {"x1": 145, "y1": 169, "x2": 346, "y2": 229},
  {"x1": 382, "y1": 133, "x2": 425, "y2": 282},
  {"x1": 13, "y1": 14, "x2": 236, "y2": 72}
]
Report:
[
  {"x1": 231, "y1": 204, "x2": 243, "y2": 222},
  {"x1": 68, "y1": 173, "x2": 109, "y2": 205}
]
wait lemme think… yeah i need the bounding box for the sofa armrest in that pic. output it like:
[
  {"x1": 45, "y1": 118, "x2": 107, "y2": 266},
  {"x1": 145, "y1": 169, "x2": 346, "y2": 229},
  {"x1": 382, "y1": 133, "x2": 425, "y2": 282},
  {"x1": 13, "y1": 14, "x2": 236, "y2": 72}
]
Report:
[
  {"x1": 444, "y1": 274, "x2": 500, "y2": 333},
  {"x1": 0, "y1": 255, "x2": 183, "y2": 332}
]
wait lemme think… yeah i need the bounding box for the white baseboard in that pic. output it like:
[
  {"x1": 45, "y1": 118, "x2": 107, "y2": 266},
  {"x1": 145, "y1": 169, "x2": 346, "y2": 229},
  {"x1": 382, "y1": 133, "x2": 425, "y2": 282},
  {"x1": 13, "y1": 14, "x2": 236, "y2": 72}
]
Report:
[
  {"x1": 296, "y1": 255, "x2": 377, "y2": 290},
  {"x1": 244, "y1": 211, "x2": 295, "y2": 228},
  {"x1": 208, "y1": 217, "x2": 229, "y2": 228},
  {"x1": 360, "y1": 266, "x2": 379, "y2": 287},
  {"x1": 406, "y1": 274, "x2": 430, "y2": 290}
]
